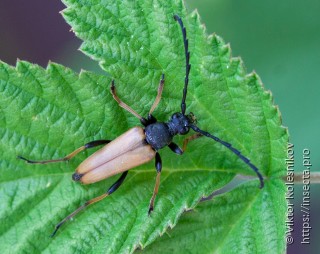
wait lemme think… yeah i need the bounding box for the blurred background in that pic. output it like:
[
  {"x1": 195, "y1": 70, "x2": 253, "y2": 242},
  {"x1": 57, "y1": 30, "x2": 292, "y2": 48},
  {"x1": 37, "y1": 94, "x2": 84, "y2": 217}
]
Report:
[{"x1": 0, "y1": 0, "x2": 319, "y2": 253}]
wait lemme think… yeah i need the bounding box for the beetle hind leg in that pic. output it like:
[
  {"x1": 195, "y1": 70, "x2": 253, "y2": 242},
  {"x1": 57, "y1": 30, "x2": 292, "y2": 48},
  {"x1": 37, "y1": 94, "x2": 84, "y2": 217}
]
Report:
[
  {"x1": 17, "y1": 140, "x2": 111, "y2": 165},
  {"x1": 50, "y1": 171, "x2": 128, "y2": 237},
  {"x1": 148, "y1": 152, "x2": 162, "y2": 215}
]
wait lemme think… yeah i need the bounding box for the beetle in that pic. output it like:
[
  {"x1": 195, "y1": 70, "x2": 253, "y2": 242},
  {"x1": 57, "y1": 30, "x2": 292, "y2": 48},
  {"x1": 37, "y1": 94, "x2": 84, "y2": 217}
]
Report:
[{"x1": 18, "y1": 15, "x2": 264, "y2": 237}]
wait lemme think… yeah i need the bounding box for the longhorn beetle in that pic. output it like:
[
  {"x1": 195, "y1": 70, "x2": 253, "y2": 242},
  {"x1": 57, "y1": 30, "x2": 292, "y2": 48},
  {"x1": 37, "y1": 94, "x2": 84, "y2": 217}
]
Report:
[{"x1": 18, "y1": 15, "x2": 264, "y2": 237}]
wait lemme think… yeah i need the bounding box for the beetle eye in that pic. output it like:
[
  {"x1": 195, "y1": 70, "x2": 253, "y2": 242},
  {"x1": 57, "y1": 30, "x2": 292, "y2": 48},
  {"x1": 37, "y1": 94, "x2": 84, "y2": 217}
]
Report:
[
  {"x1": 180, "y1": 126, "x2": 189, "y2": 134},
  {"x1": 172, "y1": 113, "x2": 180, "y2": 119}
]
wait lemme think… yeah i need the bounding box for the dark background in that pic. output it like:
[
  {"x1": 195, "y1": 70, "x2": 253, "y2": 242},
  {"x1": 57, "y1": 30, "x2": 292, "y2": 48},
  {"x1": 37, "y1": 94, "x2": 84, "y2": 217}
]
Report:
[{"x1": 0, "y1": 0, "x2": 319, "y2": 253}]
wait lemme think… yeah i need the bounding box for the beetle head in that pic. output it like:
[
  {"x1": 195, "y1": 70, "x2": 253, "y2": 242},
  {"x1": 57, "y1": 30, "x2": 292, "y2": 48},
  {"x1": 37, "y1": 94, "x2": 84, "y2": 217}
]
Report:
[{"x1": 168, "y1": 112, "x2": 197, "y2": 135}]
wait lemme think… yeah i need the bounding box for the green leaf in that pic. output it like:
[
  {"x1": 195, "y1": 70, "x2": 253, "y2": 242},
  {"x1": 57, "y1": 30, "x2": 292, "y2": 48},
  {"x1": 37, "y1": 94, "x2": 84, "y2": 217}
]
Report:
[
  {"x1": 0, "y1": 61, "x2": 233, "y2": 253},
  {"x1": 0, "y1": 0, "x2": 288, "y2": 253},
  {"x1": 140, "y1": 180, "x2": 287, "y2": 254},
  {"x1": 61, "y1": 0, "x2": 287, "y2": 178}
]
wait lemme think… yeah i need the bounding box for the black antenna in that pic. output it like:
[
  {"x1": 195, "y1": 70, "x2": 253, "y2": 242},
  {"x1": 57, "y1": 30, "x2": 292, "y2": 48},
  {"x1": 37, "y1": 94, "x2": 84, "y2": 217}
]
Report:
[
  {"x1": 174, "y1": 14, "x2": 191, "y2": 115},
  {"x1": 190, "y1": 125, "x2": 264, "y2": 188}
]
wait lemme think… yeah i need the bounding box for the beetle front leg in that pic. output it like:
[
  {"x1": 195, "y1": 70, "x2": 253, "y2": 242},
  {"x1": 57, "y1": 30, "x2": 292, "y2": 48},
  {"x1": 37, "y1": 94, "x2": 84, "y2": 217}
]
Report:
[
  {"x1": 182, "y1": 133, "x2": 202, "y2": 152},
  {"x1": 168, "y1": 134, "x2": 202, "y2": 155},
  {"x1": 17, "y1": 140, "x2": 111, "y2": 164},
  {"x1": 148, "y1": 152, "x2": 162, "y2": 215},
  {"x1": 149, "y1": 74, "x2": 165, "y2": 116},
  {"x1": 51, "y1": 171, "x2": 128, "y2": 237},
  {"x1": 111, "y1": 80, "x2": 149, "y2": 125}
]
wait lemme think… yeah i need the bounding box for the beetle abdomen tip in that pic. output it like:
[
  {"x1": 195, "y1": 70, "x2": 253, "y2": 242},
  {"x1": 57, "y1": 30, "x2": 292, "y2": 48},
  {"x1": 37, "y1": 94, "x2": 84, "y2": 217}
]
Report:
[{"x1": 72, "y1": 172, "x2": 84, "y2": 182}]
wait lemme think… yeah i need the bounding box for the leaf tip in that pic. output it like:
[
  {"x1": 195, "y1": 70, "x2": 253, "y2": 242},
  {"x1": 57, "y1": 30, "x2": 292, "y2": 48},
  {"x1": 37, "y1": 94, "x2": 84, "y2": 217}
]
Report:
[
  {"x1": 79, "y1": 68, "x2": 89, "y2": 77},
  {"x1": 61, "y1": 7, "x2": 76, "y2": 23},
  {"x1": 190, "y1": 9, "x2": 201, "y2": 21},
  {"x1": 15, "y1": 59, "x2": 26, "y2": 70}
]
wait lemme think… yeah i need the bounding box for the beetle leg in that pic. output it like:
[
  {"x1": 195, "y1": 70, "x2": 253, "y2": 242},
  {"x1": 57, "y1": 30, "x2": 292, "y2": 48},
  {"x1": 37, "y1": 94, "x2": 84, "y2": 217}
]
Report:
[
  {"x1": 149, "y1": 74, "x2": 165, "y2": 116},
  {"x1": 167, "y1": 134, "x2": 202, "y2": 155},
  {"x1": 168, "y1": 142, "x2": 183, "y2": 155},
  {"x1": 50, "y1": 171, "x2": 128, "y2": 237},
  {"x1": 17, "y1": 140, "x2": 111, "y2": 164},
  {"x1": 182, "y1": 133, "x2": 202, "y2": 152},
  {"x1": 111, "y1": 80, "x2": 148, "y2": 125},
  {"x1": 148, "y1": 152, "x2": 162, "y2": 215},
  {"x1": 146, "y1": 114, "x2": 157, "y2": 125}
]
